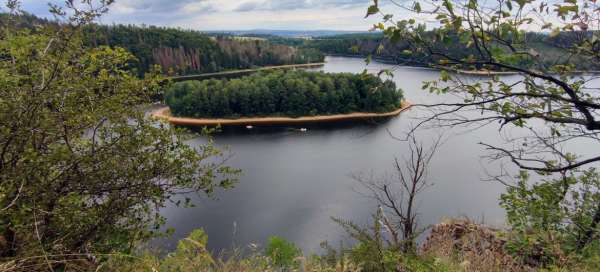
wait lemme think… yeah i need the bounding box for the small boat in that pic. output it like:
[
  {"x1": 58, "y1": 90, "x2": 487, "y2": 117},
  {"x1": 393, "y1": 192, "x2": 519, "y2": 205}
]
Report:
[
  {"x1": 299, "y1": 128, "x2": 308, "y2": 132},
  {"x1": 246, "y1": 125, "x2": 254, "y2": 129}
]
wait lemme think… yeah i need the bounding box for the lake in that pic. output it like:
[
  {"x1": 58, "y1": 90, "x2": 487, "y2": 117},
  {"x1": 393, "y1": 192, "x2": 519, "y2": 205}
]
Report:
[{"x1": 152, "y1": 56, "x2": 595, "y2": 254}]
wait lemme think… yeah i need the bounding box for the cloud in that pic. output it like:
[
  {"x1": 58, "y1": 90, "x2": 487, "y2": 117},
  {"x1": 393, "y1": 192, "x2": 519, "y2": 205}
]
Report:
[
  {"x1": 234, "y1": 0, "x2": 369, "y2": 12},
  {"x1": 112, "y1": 0, "x2": 200, "y2": 12},
  {"x1": 17, "y1": 0, "x2": 400, "y2": 30}
]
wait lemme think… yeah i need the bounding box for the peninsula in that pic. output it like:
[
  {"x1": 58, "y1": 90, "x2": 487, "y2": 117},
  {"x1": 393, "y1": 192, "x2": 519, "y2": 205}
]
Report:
[{"x1": 160, "y1": 70, "x2": 406, "y2": 126}]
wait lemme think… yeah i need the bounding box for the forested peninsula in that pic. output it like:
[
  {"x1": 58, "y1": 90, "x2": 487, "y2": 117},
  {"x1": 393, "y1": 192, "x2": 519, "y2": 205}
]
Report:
[{"x1": 164, "y1": 70, "x2": 404, "y2": 120}]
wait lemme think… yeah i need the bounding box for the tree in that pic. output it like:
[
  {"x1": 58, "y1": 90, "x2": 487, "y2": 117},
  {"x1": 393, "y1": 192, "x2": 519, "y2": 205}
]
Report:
[
  {"x1": 165, "y1": 70, "x2": 403, "y2": 118},
  {"x1": 366, "y1": 0, "x2": 600, "y2": 258},
  {"x1": 0, "y1": 1, "x2": 238, "y2": 270},
  {"x1": 351, "y1": 134, "x2": 440, "y2": 255}
]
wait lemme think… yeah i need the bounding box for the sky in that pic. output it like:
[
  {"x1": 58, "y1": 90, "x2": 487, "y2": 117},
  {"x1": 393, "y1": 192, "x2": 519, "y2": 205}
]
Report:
[{"x1": 17, "y1": 0, "x2": 405, "y2": 31}]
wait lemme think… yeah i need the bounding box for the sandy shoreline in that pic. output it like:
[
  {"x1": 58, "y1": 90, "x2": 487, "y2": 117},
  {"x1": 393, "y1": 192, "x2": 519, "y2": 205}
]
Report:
[{"x1": 152, "y1": 101, "x2": 412, "y2": 126}]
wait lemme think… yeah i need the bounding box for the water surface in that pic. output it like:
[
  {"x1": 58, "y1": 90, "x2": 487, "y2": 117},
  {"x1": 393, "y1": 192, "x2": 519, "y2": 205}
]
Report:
[{"x1": 154, "y1": 56, "x2": 596, "y2": 253}]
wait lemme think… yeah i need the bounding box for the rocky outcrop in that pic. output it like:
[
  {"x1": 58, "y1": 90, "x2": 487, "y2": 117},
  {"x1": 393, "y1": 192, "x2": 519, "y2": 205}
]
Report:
[{"x1": 421, "y1": 220, "x2": 534, "y2": 272}]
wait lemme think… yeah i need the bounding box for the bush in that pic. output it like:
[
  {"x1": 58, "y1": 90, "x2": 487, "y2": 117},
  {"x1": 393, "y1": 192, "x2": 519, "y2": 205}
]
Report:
[{"x1": 265, "y1": 236, "x2": 302, "y2": 269}]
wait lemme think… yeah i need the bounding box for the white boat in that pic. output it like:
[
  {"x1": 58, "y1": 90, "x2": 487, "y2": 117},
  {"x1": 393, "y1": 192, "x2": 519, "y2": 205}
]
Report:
[
  {"x1": 300, "y1": 128, "x2": 308, "y2": 132},
  {"x1": 246, "y1": 125, "x2": 254, "y2": 129}
]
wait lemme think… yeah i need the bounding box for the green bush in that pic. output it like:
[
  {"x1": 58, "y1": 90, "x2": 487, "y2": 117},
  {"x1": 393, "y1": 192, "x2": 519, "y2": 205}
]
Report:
[
  {"x1": 265, "y1": 236, "x2": 302, "y2": 268},
  {"x1": 501, "y1": 169, "x2": 600, "y2": 267}
]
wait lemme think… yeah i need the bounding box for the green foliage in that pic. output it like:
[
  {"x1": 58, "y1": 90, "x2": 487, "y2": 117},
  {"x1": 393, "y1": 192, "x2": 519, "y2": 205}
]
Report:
[
  {"x1": 500, "y1": 169, "x2": 600, "y2": 266},
  {"x1": 332, "y1": 211, "x2": 460, "y2": 272},
  {"x1": 100, "y1": 228, "x2": 464, "y2": 272},
  {"x1": 101, "y1": 229, "x2": 272, "y2": 272},
  {"x1": 265, "y1": 236, "x2": 301, "y2": 269},
  {"x1": 165, "y1": 70, "x2": 403, "y2": 118},
  {"x1": 0, "y1": 7, "x2": 238, "y2": 270},
  {"x1": 333, "y1": 212, "x2": 399, "y2": 271},
  {"x1": 83, "y1": 25, "x2": 324, "y2": 77}
]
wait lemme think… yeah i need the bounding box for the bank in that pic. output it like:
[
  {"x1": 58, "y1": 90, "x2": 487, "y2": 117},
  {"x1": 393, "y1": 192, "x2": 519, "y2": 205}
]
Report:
[{"x1": 152, "y1": 101, "x2": 412, "y2": 126}]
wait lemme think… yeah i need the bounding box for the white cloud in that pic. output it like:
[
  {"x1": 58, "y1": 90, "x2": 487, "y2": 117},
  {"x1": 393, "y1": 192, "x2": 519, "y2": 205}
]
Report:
[{"x1": 18, "y1": 0, "x2": 413, "y2": 31}]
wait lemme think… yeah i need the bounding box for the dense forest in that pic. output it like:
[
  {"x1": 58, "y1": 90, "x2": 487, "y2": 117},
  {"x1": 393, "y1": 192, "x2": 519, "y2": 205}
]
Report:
[
  {"x1": 300, "y1": 32, "x2": 600, "y2": 70},
  {"x1": 165, "y1": 70, "x2": 403, "y2": 118},
  {"x1": 0, "y1": 13, "x2": 324, "y2": 77},
  {"x1": 84, "y1": 25, "x2": 324, "y2": 76}
]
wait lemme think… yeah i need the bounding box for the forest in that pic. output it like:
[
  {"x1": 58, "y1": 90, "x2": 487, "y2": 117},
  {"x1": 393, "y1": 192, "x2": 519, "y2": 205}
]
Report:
[
  {"x1": 300, "y1": 31, "x2": 600, "y2": 70},
  {"x1": 83, "y1": 25, "x2": 324, "y2": 76},
  {"x1": 0, "y1": 13, "x2": 324, "y2": 77},
  {"x1": 165, "y1": 70, "x2": 403, "y2": 118}
]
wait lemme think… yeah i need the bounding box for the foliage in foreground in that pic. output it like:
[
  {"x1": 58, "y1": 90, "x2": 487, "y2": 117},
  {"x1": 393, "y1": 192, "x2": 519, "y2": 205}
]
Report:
[
  {"x1": 165, "y1": 70, "x2": 403, "y2": 118},
  {"x1": 363, "y1": 0, "x2": 600, "y2": 269},
  {"x1": 100, "y1": 228, "x2": 457, "y2": 272},
  {"x1": 500, "y1": 169, "x2": 600, "y2": 267},
  {"x1": 0, "y1": 2, "x2": 239, "y2": 270}
]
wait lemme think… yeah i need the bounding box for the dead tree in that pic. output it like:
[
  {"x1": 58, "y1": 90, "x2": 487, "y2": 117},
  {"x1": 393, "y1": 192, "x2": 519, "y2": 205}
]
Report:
[{"x1": 353, "y1": 134, "x2": 441, "y2": 254}]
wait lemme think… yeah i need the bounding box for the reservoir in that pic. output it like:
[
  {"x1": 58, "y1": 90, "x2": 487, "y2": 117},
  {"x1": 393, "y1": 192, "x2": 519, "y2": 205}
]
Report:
[{"x1": 154, "y1": 56, "x2": 598, "y2": 253}]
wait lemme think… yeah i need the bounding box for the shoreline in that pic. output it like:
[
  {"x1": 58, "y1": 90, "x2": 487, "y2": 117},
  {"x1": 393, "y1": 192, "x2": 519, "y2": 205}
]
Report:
[
  {"x1": 326, "y1": 55, "x2": 600, "y2": 76},
  {"x1": 152, "y1": 101, "x2": 412, "y2": 126},
  {"x1": 444, "y1": 68, "x2": 600, "y2": 76}
]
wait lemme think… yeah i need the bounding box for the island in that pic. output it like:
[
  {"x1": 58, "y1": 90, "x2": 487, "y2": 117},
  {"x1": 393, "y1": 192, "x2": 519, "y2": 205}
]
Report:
[{"x1": 155, "y1": 70, "x2": 409, "y2": 126}]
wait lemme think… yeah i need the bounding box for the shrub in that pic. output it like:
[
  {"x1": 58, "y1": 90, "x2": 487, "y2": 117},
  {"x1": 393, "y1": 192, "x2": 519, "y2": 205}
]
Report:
[{"x1": 265, "y1": 236, "x2": 302, "y2": 269}]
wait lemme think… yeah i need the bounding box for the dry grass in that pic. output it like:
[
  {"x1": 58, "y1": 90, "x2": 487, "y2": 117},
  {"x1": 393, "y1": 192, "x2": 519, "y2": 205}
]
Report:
[{"x1": 421, "y1": 219, "x2": 535, "y2": 272}]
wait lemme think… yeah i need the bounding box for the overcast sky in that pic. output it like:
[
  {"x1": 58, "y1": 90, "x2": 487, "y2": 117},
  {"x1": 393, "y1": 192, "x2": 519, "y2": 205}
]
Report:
[{"x1": 17, "y1": 0, "x2": 407, "y2": 31}]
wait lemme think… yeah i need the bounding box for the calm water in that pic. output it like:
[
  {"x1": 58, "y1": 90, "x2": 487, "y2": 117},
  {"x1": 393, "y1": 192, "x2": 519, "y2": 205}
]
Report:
[{"x1": 153, "y1": 56, "x2": 597, "y2": 253}]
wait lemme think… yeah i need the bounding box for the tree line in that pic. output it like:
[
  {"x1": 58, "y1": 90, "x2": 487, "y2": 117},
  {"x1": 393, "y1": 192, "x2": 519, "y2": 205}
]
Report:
[
  {"x1": 165, "y1": 70, "x2": 403, "y2": 118},
  {"x1": 0, "y1": 13, "x2": 324, "y2": 77},
  {"x1": 301, "y1": 31, "x2": 600, "y2": 70},
  {"x1": 83, "y1": 25, "x2": 324, "y2": 76}
]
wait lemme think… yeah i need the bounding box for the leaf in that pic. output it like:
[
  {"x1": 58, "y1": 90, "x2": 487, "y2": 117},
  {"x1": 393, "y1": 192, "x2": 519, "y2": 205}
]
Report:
[
  {"x1": 467, "y1": 0, "x2": 478, "y2": 9},
  {"x1": 414, "y1": 2, "x2": 421, "y2": 13},
  {"x1": 443, "y1": 0, "x2": 454, "y2": 16},
  {"x1": 440, "y1": 70, "x2": 451, "y2": 82},
  {"x1": 365, "y1": 5, "x2": 379, "y2": 18}
]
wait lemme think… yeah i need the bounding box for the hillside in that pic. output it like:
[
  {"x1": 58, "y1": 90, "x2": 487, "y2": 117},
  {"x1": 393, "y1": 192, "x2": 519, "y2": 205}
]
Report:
[
  {"x1": 0, "y1": 13, "x2": 324, "y2": 77},
  {"x1": 299, "y1": 31, "x2": 600, "y2": 70}
]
